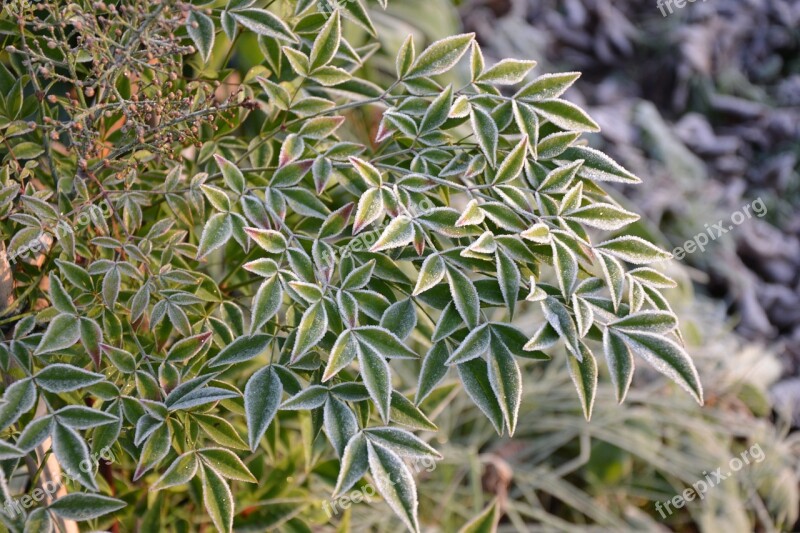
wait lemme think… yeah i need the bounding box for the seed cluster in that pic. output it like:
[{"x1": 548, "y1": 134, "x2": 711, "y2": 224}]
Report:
[{"x1": 6, "y1": 0, "x2": 249, "y2": 172}]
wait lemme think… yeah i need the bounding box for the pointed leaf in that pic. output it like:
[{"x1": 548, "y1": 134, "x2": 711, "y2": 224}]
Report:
[
  {"x1": 405, "y1": 33, "x2": 474, "y2": 80},
  {"x1": 244, "y1": 366, "x2": 283, "y2": 451}
]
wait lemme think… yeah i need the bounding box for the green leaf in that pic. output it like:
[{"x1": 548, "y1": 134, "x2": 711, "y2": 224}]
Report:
[
  {"x1": 522, "y1": 322, "x2": 558, "y2": 352},
  {"x1": 405, "y1": 33, "x2": 474, "y2": 80},
  {"x1": 48, "y1": 493, "x2": 126, "y2": 521},
  {"x1": 334, "y1": 433, "x2": 369, "y2": 495},
  {"x1": 24, "y1": 508, "x2": 52, "y2": 533},
  {"x1": 366, "y1": 441, "x2": 420, "y2": 533},
  {"x1": 35, "y1": 313, "x2": 80, "y2": 354},
  {"x1": 15, "y1": 415, "x2": 53, "y2": 452},
  {"x1": 358, "y1": 342, "x2": 392, "y2": 423},
  {"x1": 353, "y1": 187, "x2": 384, "y2": 234},
  {"x1": 55, "y1": 259, "x2": 92, "y2": 291},
  {"x1": 617, "y1": 331, "x2": 703, "y2": 404},
  {"x1": 560, "y1": 180, "x2": 583, "y2": 215},
  {"x1": 167, "y1": 386, "x2": 239, "y2": 411},
  {"x1": 516, "y1": 72, "x2": 581, "y2": 100},
  {"x1": 455, "y1": 199, "x2": 485, "y2": 227},
  {"x1": 494, "y1": 135, "x2": 528, "y2": 184},
  {"x1": 533, "y1": 99, "x2": 600, "y2": 132},
  {"x1": 609, "y1": 310, "x2": 678, "y2": 334},
  {"x1": 100, "y1": 343, "x2": 136, "y2": 372},
  {"x1": 446, "y1": 265, "x2": 480, "y2": 329},
  {"x1": 446, "y1": 323, "x2": 490, "y2": 365},
  {"x1": 470, "y1": 106, "x2": 498, "y2": 167},
  {"x1": 457, "y1": 358, "x2": 504, "y2": 434},
  {"x1": 187, "y1": 10, "x2": 215, "y2": 63},
  {"x1": 299, "y1": 116, "x2": 345, "y2": 139},
  {"x1": 55, "y1": 406, "x2": 117, "y2": 429},
  {"x1": 309, "y1": 10, "x2": 340, "y2": 70},
  {"x1": 477, "y1": 58, "x2": 537, "y2": 85},
  {"x1": 193, "y1": 413, "x2": 249, "y2": 450},
  {"x1": 35, "y1": 364, "x2": 104, "y2": 392},
  {"x1": 49, "y1": 272, "x2": 76, "y2": 314},
  {"x1": 197, "y1": 213, "x2": 233, "y2": 259},
  {"x1": 251, "y1": 276, "x2": 282, "y2": 333},
  {"x1": 151, "y1": 451, "x2": 199, "y2": 491},
  {"x1": 167, "y1": 332, "x2": 212, "y2": 363},
  {"x1": 283, "y1": 46, "x2": 310, "y2": 75},
  {"x1": 596, "y1": 236, "x2": 672, "y2": 264},
  {"x1": 380, "y1": 299, "x2": 417, "y2": 341},
  {"x1": 214, "y1": 154, "x2": 245, "y2": 194},
  {"x1": 245, "y1": 227, "x2": 287, "y2": 253},
  {"x1": 565, "y1": 202, "x2": 640, "y2": 230},
  {"x1": 496, "y1": 248, "x2": 520, "y2": 317},
  {"x1": 413, "y1": 254, "x2": 446, "y2": 296},
  {"x1": 257, "y1": 76, "x2": 290, "y2": 110},
  {"x1": 350, "y1": 156, "x2": 382, "y2": 186},
  {"x1": 566, "y1": 342, "x2": 598, "y2": 420},
  {"x1": 596, "y1": 251, "x2": 625, "y2": 310},
  {"x1": 371, "y1": 216, "x2": 413, "y2": 252},
  {"x1": 324, "y1": 396, "x2": 359, "y2": 458},
  {"x1": 244, "y1": 365, "x2": 283, "y2": 451},
  {"x1": 355, "y1": 326, "x2": 417, "y2": 359},
  {"x1": 520, "y1": 222, "x2": 550, "y2": 243},
  {"x1": 414, "y1": 341, "x2": 450, "y2": 405},
  {"x1": 201, "y1": 463, "x2": 234, "y2": 533},
  {"x1": 390, "y1": 391, "x2": 437, "y2": 431},
  {"x1": 310, "y1": 65, "x2": 350, "y2": 85},
  {"x1": 231, "y1": 9, "x2": 297, "y2": 42},
  {"x1": 458, "y1": 499, "x2": 500, "y2": 532},
  {"x1": 365, "y1": 427, "x2": 441, "y2": 459},
  {"x1": 52, "y1": 422, "x2": 98, "y2": 490},
  {"x1": 199, "y1": 448, "x2": 256, "y2": 483},
  {"x1": 450, "y1": 95, "x2": 471, "y2": 118},
  {"x1": 0, "y1": 440, "x2": 23, "y2": 459},
  {"x1": 102, "y1": 266, "x2": 121, "y2": 308},
  {"x1": 470, "y1": 41, "x2": 484, "y2": 80},
  {"x1": 324, "y1": 330, "x2": 359, "y2": 381},
  {"x1": 551, "y1": 237, "x2": 578, "y2": 298},
  {"x1": 281, "y1": 385, "x2": 328, "y2": 410},
  {"x1": 419, "y1": 85, "x2": 453, "y2": 133},
  {"x1": 536, "y1": 297, "x2": 580, "y2": 359},
  {"x1": 539, "y1": 159, "x2": 582, "y2": 192},
  {"x1": 487, "y1": 333, "x2": 522, "y2": 435},
  {"x1": 11, "y1": 142, "x2": 44, "y2": 160},
  {"x1": 556, "y1": 146, "x2": 641, "y2": 184},
  {"x1": 396, "y1": 34, "x2": 415, "y2": 78},
  {"x1": 292, "y1": 302, "x2": 328, "y2": 361},
  {"x1": 342, "y1": 259, "x2": 375, "y2": 290},
  {"x1": 135, "y1": 423, "x2": 171, "y2": 480},
  {"x1": 271, "y1": 160, "x2": 313, "y2": 187},
  {"x1": 319, "y1": 202, "x2": 354, "y2": 238},
  {"x1": 572, "y1": 295, "x2": 594, "y2": 338},
  {"x1": 210, "y1": 334, "x2": 271, "y2": 367},
  {"x1": 0, "y1": 378, "x2": 36, "y2": 431},
  {"x1": 602, "y1": 329, "x2": 634, "y2": 403},
  {"x1": 627, "y1": 267, "x2": 677, "y2": 289}
]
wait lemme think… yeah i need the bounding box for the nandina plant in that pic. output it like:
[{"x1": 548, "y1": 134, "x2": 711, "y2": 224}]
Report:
[{"x1": 0, "y1": 0, "x2": 702, "y2": 531}]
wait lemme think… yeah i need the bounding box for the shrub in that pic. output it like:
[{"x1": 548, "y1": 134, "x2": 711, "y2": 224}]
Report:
[{"x1": 0, "y1": 1, "x2": 702, "y2": 531}]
